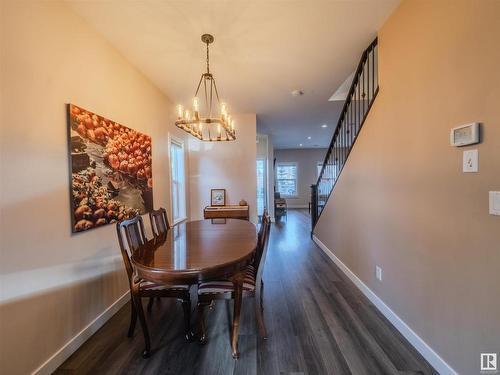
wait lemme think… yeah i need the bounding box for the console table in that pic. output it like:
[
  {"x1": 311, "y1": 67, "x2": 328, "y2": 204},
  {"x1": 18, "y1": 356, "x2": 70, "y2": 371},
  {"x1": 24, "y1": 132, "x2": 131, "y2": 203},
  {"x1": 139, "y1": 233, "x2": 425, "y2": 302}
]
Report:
[{"x1": 203, "y1": 205, "x2": 250, "y2": 220}]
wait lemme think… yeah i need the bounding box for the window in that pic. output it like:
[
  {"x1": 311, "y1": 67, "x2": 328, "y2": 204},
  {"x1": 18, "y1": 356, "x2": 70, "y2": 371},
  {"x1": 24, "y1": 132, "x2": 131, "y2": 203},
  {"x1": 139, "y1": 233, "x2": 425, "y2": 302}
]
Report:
[
  {"x1": 256, "y1": 159, "x2": 267, "y2": 215},
  {"x1": 276, "y1": 162, "x2": 298, "y2": 197},
  {"x1": 317, "y1": 161, "x2": 338, "y2": 180},
  {"x1": 169, "y1": 137, "x2": 186, "y2": 224}
]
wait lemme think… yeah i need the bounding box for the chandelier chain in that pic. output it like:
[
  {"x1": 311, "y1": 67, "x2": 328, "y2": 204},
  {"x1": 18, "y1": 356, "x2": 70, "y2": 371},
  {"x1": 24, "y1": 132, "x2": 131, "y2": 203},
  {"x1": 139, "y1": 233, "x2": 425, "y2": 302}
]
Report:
[{"x1": 206, "y1": 42, "x2": 210, "y2": 74}]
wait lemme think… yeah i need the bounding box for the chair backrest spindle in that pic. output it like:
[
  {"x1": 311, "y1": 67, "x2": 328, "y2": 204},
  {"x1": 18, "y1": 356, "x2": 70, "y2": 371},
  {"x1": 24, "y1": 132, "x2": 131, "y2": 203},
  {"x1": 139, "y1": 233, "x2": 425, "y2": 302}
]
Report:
[{"x1": 149, "y1": 208, "x2": 170, "y2": 237}]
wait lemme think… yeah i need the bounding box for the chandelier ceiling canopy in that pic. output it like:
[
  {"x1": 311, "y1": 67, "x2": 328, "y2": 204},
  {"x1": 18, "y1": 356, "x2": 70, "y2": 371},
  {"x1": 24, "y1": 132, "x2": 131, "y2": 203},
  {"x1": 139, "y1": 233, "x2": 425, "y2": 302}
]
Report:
[{"x1": 175, "y1": 34, "x2": 236, "y2": 142}]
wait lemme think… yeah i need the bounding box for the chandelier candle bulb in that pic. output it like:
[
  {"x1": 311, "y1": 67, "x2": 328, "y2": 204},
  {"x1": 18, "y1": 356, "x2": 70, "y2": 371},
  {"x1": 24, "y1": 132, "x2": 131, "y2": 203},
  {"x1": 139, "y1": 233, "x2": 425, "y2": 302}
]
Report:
[
  {"x1": 177, "y1": 105, "x2": 183, "y2": 119},
  {"x1": 193, "y1": 97, "x2": 200, "y2": 121},
  {"x1": 221, "y1": 103, "x2": 228, "y2": 122}
]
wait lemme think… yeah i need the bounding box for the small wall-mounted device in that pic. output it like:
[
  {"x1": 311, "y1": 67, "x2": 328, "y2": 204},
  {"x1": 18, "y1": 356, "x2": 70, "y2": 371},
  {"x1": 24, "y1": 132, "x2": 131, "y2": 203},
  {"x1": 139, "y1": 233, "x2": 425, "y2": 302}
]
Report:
[
  {"x1": 489, "y1": 191, "x2": 500, "y2": 216},
  {"x1": 450, "y1": 123, "x2": 480, "y2": 146}
]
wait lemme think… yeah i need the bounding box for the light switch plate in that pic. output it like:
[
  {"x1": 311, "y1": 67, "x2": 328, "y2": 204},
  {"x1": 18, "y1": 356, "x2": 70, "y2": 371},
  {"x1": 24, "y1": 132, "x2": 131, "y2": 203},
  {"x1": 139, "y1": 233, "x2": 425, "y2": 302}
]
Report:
[
  {"x1": 489, "y1": 191, "x2": 500, "y2": 216},
  {"x1": 463, "y1": 149, "x2": 478, "y2": 172}
]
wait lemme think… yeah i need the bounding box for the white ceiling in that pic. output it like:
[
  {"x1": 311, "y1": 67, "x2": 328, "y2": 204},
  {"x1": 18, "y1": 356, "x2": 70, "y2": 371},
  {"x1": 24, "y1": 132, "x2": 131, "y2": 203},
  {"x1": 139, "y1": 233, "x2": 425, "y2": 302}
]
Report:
[{"x1": 67, "y1": 0, "x2": 400, "y2": 149}]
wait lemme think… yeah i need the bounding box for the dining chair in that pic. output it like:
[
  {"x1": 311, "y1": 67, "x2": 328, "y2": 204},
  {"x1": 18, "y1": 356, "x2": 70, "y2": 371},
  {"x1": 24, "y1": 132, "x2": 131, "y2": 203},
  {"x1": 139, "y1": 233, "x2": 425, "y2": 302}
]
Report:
[
  {"x1": 116, "y1": 215, "x2": 192, "y2": 358},
  {"x1": 197, "y1": 211, "x2": 271, "y2": 350},
  {"x1": 146, "y1": 207, "x2": 171, "y2": 311},
  {"x1": 149, "y1": 207, "x2": 170, "y2": 237}
]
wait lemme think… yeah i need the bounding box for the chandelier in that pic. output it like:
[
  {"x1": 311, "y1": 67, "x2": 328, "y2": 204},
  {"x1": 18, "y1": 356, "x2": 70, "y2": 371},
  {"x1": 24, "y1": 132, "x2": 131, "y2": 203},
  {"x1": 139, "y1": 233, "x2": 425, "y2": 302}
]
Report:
[{"x1": 175, "y1": 34, "x2": 236, "y2": 142}]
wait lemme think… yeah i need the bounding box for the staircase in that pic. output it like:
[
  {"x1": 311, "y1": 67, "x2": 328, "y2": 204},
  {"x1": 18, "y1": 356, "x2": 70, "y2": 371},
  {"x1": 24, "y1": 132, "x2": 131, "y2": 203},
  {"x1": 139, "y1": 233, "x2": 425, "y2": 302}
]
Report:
[{"x1": 311, "y1": 38, "x2": 379, "y2": 230}]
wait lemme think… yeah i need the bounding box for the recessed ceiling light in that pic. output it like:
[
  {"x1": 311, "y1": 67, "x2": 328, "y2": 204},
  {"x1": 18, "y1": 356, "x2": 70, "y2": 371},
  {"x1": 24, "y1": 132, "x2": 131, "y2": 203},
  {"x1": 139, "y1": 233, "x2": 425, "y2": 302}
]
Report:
[
  {"x1": 307, "y1": 136, "x2": 311, "y2": 140},
  {"x1": 299, "y1": 143, "x2": 303, "y2": 147},
  {"x1": 321, "y1": 124, "x2": 328, "y2": 128},
  {"x1": 291, "y1": 89, "x2": 304, "y2": 97}
]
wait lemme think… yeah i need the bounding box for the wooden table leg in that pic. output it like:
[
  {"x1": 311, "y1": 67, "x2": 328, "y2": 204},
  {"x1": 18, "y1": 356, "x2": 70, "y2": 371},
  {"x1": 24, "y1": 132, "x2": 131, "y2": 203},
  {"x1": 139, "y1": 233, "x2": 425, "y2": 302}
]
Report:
[{"x1": 231, "y1": 275, "x2": 244, "y2": 359}]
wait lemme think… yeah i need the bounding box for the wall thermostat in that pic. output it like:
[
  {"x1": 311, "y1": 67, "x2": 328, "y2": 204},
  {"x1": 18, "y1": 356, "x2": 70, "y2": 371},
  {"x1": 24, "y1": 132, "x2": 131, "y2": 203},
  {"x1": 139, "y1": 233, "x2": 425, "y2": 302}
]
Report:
[{"x1": 450, "y1": 123, "x2": 480, "y2": 146}]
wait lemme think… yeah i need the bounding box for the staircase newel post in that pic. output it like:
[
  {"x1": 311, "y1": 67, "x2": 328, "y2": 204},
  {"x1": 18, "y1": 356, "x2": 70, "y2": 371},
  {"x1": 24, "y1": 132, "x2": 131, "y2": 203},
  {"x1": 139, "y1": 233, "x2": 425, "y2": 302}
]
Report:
[{"x1": 310, "y1": 184, "x2": 318, "y2": 236}]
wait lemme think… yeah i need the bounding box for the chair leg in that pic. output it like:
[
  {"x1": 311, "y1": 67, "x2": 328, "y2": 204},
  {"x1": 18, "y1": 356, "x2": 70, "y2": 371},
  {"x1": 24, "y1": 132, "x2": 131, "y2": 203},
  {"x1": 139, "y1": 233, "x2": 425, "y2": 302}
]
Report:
[
  {"x1": 231, "y1": 280, "x2": 243, "y2": 359},
  {"x1": 260, "y1": 280, "x2": 265, "y2": 312},
  {"x1": 132, "y1": 293, "x2": 151, "y2": 358},
  {"x1": 181, "y1": 298, "x2": 193, "y2": 341},
  {"x1": 254, "y1": 292, "x2": 267, "y2": 339},
  {"x1": 128, "y1": 298, "x2": 137, "y2": 338},
  {"x1": 147, "y1": 297, "x2": 154, "y2": 312},
  {"x1": 197, "y1": 301, "x2": 208, "y2": 345}
]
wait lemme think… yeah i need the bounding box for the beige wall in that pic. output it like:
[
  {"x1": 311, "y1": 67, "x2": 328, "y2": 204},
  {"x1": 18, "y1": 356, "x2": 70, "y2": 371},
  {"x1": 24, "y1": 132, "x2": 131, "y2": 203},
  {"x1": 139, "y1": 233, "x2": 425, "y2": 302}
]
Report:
[
  {"x1": 0, "y1": 2, "x2": 187, "y2": 374},
  {"x1": 275, "y1": 148, "x2": 327, "y2": 207},
  {"x1": 314, "y1": 1, "x2": 500, "y2": 374},
  {"x1": 188, "y1": 114, "x2": 257, "y2": 222}
]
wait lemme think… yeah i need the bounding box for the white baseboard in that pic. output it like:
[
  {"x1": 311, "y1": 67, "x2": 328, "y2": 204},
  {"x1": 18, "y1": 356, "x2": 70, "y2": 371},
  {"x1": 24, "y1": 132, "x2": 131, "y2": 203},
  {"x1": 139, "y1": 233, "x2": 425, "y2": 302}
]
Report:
[
  {"x1": 287, "y1": 204, "x2": 308, "y2": 209},
  {"x1": 312, "y1": 235, "x2": 457, "y2": 375},
  {"x1": 32, "y1": 291, "x2": 130, "y2": 375}
]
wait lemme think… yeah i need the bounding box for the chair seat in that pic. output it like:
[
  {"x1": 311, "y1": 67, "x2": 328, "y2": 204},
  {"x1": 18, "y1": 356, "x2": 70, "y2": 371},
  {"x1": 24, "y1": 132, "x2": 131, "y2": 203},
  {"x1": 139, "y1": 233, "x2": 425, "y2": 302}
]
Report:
[
  {"x1": 139, "y1": 279, "x2": 189, "y2": 291},
  {"x1": 198, "y1": 266, "x2": 256, "y2": 295}
]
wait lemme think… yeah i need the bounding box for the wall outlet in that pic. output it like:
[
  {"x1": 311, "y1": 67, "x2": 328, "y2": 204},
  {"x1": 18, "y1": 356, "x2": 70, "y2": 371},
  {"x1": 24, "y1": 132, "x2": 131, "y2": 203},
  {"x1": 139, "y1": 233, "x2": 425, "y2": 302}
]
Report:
[{"x1": 376, "y1": 266, "x2": 383, "y2": 281}]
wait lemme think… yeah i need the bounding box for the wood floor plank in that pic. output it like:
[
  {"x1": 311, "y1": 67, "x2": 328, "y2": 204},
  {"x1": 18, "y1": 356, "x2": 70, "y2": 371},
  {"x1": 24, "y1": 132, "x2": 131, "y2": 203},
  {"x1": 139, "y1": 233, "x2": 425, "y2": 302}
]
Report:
[
  {"x1": 194, "y1": 301, "x2": 237, "y2": 375},
  {"x1": 334, "y1": 281, "x2": 438, "y2": 375},
  {"x1": 233, "y1": 334, "x2": 257, "y2": 375},
  {"x1": 300, "y1": 291, "x2": 352, "y2": 374},
  {"x1": 55, "y1": 209, "x2": 437, "y2": 375},
  {"x1": 265, "y1": 279, "x2": 308, "y2": 374}
]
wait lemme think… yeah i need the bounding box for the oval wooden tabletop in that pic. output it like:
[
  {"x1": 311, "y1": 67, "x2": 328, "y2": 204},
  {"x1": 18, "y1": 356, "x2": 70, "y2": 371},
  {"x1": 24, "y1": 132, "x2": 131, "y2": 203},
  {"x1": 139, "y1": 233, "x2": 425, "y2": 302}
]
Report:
[{"x1": 131, "y1": 219, "x2": 258, "y2": 284}]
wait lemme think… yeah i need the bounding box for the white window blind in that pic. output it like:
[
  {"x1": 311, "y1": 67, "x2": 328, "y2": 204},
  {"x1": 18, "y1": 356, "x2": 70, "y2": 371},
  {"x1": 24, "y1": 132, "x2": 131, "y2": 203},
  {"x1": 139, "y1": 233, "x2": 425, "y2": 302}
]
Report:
[
  {"x1": 170, "y1": 139, "x2": 186, "y2": 223},
  {"x1": 276, "y1": 163, "x2": 298, "y2": 197}
]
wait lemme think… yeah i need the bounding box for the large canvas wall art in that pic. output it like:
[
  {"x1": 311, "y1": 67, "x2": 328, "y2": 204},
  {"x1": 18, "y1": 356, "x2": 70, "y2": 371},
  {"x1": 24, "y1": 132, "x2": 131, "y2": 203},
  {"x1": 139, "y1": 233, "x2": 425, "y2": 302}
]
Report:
[{"x1": 67, "y1": 104, "x2": 153, "y2": 233}]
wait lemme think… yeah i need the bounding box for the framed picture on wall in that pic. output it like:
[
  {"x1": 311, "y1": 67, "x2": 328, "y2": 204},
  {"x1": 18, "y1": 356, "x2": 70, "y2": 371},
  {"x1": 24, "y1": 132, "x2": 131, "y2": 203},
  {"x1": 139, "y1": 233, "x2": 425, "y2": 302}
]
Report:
[
  {"x1": 211, "y1": 189, "x2": 226, "y2": 206},
  {"x1": 67, "y1": 104, "x2": 154, "y2": 233}
]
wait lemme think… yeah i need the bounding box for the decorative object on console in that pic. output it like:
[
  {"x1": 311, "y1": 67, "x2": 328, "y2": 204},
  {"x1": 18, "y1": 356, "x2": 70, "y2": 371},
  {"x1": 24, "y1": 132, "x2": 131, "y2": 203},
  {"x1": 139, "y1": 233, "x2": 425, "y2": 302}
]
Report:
[
  {"x1": 175, "y1": 34, "x2": 236, "y2": 142},
  {"x1": 67, "y1": 104, "x2": 153, "y2": 233},
  {"x1": 210, "y1": 188, "x2": 226, "y2": 206},
  {"x1": 239, "y1": 199, "x2": 248, "y2": 206},
  {"x1": 204, "y1": 205, "x2": 250, "y2": 221}
]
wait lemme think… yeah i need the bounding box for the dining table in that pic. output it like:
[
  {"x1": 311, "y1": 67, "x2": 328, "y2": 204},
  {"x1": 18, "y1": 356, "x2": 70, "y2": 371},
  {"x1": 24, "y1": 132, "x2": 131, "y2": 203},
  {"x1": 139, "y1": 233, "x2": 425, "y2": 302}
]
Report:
[{"x1": 131, "y1": 218, "x2": 258, "y2": 358}]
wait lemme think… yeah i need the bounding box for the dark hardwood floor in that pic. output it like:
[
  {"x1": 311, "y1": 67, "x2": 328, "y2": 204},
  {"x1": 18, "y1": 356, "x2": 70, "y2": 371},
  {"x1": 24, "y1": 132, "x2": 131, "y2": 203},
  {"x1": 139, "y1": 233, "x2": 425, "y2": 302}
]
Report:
[{"x1": 55, "y1": 209, "x2": 437, "y2": 375}]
